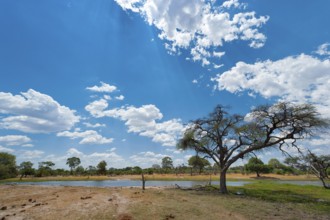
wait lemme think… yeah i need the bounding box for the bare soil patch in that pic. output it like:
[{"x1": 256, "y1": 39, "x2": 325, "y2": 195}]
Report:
[{"x1": 0, "y1": 184, "x2": 328, "y2": 220}]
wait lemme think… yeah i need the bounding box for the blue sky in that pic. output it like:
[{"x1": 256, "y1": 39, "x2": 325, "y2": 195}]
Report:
[{"x1": 0, "y1": 0, "x2": 329, "y2": 169}]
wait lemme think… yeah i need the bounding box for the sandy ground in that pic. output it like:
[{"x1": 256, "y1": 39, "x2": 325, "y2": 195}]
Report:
[
  {"x1": 1, "y1": 184, "x2": 328, "y2": 220},
  {"x1": 0, "y1": 184, "x2": 245, "y2": 220}
]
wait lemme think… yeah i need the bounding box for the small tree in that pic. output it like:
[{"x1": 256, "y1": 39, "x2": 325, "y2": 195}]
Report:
[
  {"x1": 0, "y1": 152, "x2": 17, "y2": 179},
  {"x1": 268, "y1": 158, "x2": 282, "y2": 169},
  {"x1": 284, "y1": 156, "x2": 307, "y2": 173},
  {"x1": 188, "y1": 155, "x2": 210, "y2": 174},
  {"x1": 66, "y1": 157, "x2": 81, "y2": 175},
  {"x1": 87, "y1": 165, "x2": 97, "y2": 177},
  {"x1": 245, "y1": 157, "x2": 269, "y2": 177},
  {"x1": 97, "y1": 160, "x2": 107, "y2": 175},
  {"x1": 19, "y1": 161, "x2": 34, "y2": 180},
  {"x1": 37, "y1": 161, "x2": 55, "y2": 177},
  {"x1": 162, "y1": 157, "x2": 173, "y2": 173},
  {"x1": 178, "y1": 102, "x2": 329, "y2": 193},
  {"x1": 286, "y1": 152, "x2": 330, "y2": 189}
]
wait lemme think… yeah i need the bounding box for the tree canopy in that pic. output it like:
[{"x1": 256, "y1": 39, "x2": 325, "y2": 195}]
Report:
[
  {"x1": 245, "y1": 157, "x2": 269, "y2": 177},
  {"x1": 177, "y1": 102, "x2": 329, "y2": 193},
  {"x1": 19, "y1": 161, "x2": 34, "y2": 180},
  {"x1": 0, "y1": 152, "x2": 17, "y2": 179},
  {"x1": 161, "y1": 156, "x2": 173, "y2": 170},
  {"x1": 97, "y1": 160, "x2": 107, "y2": 175},
  {"x1": 66, "y1": 157, "x2": 81, "y2": 175},
  {"x1": 188, "y1": 155, "x2": 210, "y2": 174}
]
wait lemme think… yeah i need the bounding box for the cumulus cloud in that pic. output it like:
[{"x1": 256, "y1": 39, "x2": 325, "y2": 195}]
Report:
[
  {"x1": 85, "y1": 101, "x2": 184, "y2": 146},
  {"x1": 115, "y1": 95, "x2": 125, "y2": 101},
  {"x1": 46, "y1": 148, "x2": 124, "y2": 168},
  {"x1": 18, "y1": 150, "x2": 44, "y2": 160},
  {"x1": 0, "y1": 89, "x2": 79, "y2": 133},
  {"x1": 129, "y1": 151, "x2": 168, "y2": 167},
  {"x1": 86, "y1": 82, "x2": 117, "y2": 93},
  {"x1": 0, "y1": 135, "x2": 31, "y2": 146},
  {"x1": 115, "y1": 0, "x2": 268, "y2": 66},
  {"x1": 57, "y1": 130, "x2": 114, "y2": 145},
  {"x1": 213, "y1": 53, "x2": 330, "y2": 119},
  {"x1": 0, "y1": 145, "x2": 14, "y2": 153},
  {"x1": 315, "y1": 43, "x2": 330, "y2": 56},
  {"x1": 85, "y1": 99, "x2": 109, "y2": 118},
  {"x1": 83, "y1": 122, "x2": 106, "y2": 128}
]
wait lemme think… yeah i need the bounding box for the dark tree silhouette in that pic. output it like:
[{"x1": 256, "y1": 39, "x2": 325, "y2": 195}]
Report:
[{"x1": 178, "y1": 102, "x2": 329, "y2": 193}]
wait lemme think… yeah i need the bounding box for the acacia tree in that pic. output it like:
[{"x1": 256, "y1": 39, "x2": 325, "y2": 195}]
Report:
[
  {"x1": 0, "y1": 152, "x2": 17, "y2": 179},
  {"x1": 97, "y1": 160, "x2": 107, "y2": 175},
  {"x1": 188, "y1": 155, "x2": 210, "y2": 174},
  {"x1": 66, "y1": 157, "x2": 81, "y2": 175},
  {"x1": 38, "y1": 161, "x2": 55, "y2": 177},
  {"x1": 177, "y1": 102, "x2": 329, "y2": 193},
  {"x1": 286, "y1": 152, "x2": 330, "y2": 189},
  {"x1": 245, "y1": 157, "x2": 269, "y2": 177},
  {"x1": 162, "y1": 156, "x2": 173, "y2": 173},
  {"x1": 19, "y1": 161, "x2": 34, "y2": 180}
]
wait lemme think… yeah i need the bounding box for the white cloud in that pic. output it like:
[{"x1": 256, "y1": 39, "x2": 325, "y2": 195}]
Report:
[
  {"x1": 108, "y1": 147, "x2": 117, "y2": 152},
  {"x1": 222, "y1": 0, "x2": 244, "y2": 9},
  {"x1": 43, "y1": 148, "x2": 125, "y2": 169},
  {"x1": 19, "y1": 150, "x2": 44, "y2": 160},
  {"x1": 104, "y1": 95, "x2": 112, "y2": 100},
  {"x1": 86, "y1": 82, "x2": 117, "y2": 93},
  {"x1": 114, "y1": 0, "x2": 268, "y2": 67},
  {"x1": 57, "y1": 130, "x2": 114, "y2": 145},
  {"x1": 85, "y1": 99, "x2": 109, "y2": 118},
  {"x1": 213, "y1": 53, "x2": 330, "y2": 119},
  {"x1": 0, "y1": 135, "x2": 31, "y2": 146},
  {"x1": 166, "y1": 148, "x2": 183, "y2": 154},
  {"x1": 315, "y1": 43, "x2": 330, "y2": 56},
  {"x1": 0, "y1": 89, "x2": 79, "y2": 133},
  {"x1": 22, "y1": 144, "x2": 34, "y2": 148},
  {"x1": 86, "y1": 102, "x2": 185, "y2": 147},
  {"x1": 192, "y1": 79, "x2": 198, "y2": 84},
  {"x1": 129, "y1": 151, "x2": 168, "y2": 167},
  {"x1": 83, "y1": 122, "x2": 106, "y2": 128},
  {"x1": 0, "y1": 145, "x2": 14, "y2": 153},
  {"x1": 115, "y1": 95, "x2": 125, "y2": 101}
]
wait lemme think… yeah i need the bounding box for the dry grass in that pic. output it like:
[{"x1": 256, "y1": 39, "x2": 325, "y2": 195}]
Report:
[{"x1": 0, "y1": 184, "x2": 329, "y2": 220}]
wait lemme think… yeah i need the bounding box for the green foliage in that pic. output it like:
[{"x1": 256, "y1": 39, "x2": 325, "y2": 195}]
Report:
[
  {"x1": 0, "y1": 152, "x2": 17, "y2": 179},
  {"x1": 245, "y1": 158, "x2": 270, "y2": 177},
  {"x1": 162, "y1": 157, "x2": 173, "y2": 170},
  {"x1": 75, "y1": 166, "x2": 85, "y2": 175},
  {"x1": 19, "y1": 161, "x2": 35, "y2": 179},
  {"x1": 177, "y1": 102, "x2": 329, "y2": 193},
  {"x1": 188, "y1": 155, "x2": 210, "y2": 174},
  {"x1": 66, "y1": 157, "x2": 81, "y2": 175},
  {"x1": 36, "y1": 161, "x2": 55, "y2": 177},
  {"x1": 230, "y1": 182, "x2": 330, "y2": 213},
  {"x1": 97, "y1": 160, "x2": 107, "y2": 175}
]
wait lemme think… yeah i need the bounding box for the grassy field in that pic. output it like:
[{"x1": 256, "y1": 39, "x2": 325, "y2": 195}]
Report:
[{"x1": 230, "y1": 181, "x2": 330, "y2": 213}]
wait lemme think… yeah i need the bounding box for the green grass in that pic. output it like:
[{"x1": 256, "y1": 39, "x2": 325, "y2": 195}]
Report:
[{"x1": 228, "y1": 181, "x2": 330, "y2": 213}]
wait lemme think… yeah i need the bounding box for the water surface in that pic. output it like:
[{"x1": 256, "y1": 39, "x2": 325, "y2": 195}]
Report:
[{"x1": 12, "y1": 180, "x2": 249, "y2": 188}]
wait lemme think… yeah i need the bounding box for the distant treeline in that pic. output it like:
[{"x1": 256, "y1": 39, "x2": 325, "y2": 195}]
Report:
[{"x1": 2, "y1": 152, "x2": 328, "y2": 180}]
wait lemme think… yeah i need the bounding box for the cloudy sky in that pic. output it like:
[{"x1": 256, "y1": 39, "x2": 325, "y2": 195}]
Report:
[{"x1": 0, "y1": 0, "x2": 329, "y2": 169}]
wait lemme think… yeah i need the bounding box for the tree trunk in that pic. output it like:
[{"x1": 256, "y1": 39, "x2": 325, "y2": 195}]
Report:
[
  {"x1": 319, "y1": 177, "x2": 330, "y2": 189},
  {"x1": 219, "y1": 170, "x2": 228, "y2": 194},
  {"x1": 141, "y1": 173, "x2": 146, "y2": 190}
]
